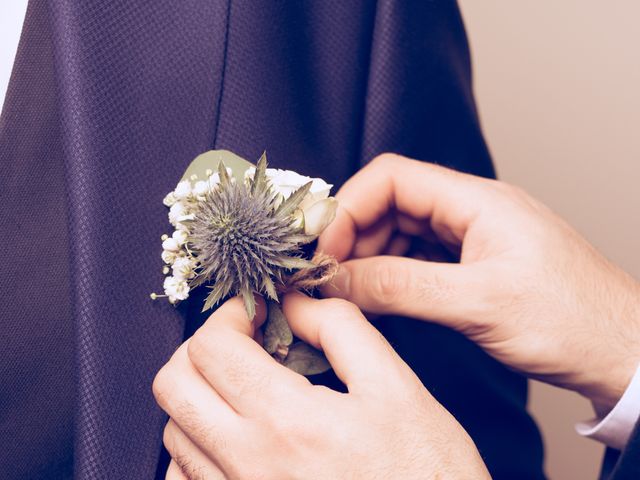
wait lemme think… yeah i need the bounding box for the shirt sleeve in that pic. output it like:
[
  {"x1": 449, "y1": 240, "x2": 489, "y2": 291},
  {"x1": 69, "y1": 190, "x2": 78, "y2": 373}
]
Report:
[{"x1": 576, "y1": 362, "x2": 640, "y2": 451}]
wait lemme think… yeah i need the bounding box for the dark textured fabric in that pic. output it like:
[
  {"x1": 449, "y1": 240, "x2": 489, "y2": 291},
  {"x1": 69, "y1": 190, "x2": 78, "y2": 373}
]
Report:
[
  {"x1": 0, "y1": 2, "x2": 74, "y2": 478},
  {"x1": 601, "y1": 420, "x2": 640, "y2": 480},
  {"x1": 0, "y1": 1, "x2": 551, "y2": 479}
]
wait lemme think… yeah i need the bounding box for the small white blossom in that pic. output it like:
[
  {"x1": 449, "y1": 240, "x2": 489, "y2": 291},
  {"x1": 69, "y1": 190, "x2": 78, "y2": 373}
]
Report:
[
  {"x1": 163, "y1": 192, "x2": 177, "y2": 207},
  {"x1": 193, "y1": 180, "x2": 209, "y2": 198},
  {"x1": 161, "y1": 249, "x2": 178, "y2": 264},
  {"x1": 172, "y1": 229, "x2": 188, "y2": 246},
  {"x1": 174, "y1": 180, "x2": 192, "y2": 200},
  {"x1": 172, "y1": 256, "x2": 196, "y2": 280},
  {"x1": 163, "y1": 276, "x2": 190, "y2": 302},
  {"x1": 162, "y1": 237, "x2": 180, "y2": 252},
  {"x1": 174, "y1": 219, "x2": 190, "y2": 232},
  {"x1": 168, "y1": 201, "x2": 188, "y2": 226},
  {"x1": 302, "y1": 197, "x2": 338, "y2": 236}
]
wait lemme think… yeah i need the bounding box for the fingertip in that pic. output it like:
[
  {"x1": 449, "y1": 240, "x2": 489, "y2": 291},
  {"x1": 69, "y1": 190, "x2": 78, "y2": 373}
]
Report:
[
  {"x1": 281, "y1": 291, "x2": 322, "y2": 348},
  {"x1": 222, "y1": 294, "x2": 267, "y2": 324},
  {"x1": 283, "y1": 290, "x2": 392, "y2": 391},
  {"x1": 206, "y1": 294, "x2": 267, "y2": 338},
  {"x1": 317, "y1": 206, "x2": 355, "y2": 261},
  {"x1": 281, "y1": 290, "x2": 316, "y2": 316}
]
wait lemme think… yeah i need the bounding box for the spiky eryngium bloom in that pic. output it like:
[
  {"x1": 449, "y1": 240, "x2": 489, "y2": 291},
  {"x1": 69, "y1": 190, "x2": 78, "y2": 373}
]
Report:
[{"x1": 188, "y1": 156, "x2": 313, "y2": 318}]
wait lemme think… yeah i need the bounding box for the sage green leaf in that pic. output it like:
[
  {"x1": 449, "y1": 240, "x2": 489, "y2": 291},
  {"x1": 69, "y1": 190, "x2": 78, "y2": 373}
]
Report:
[
  {"x1": 276, "y1": 181, "x2": 312, "y2": 217},
  {"x1": 180, "y1": 149, "x2": 254, "y2": 184},
  {"x1": 263, "y1": 302, "x2": 293, "y2": 354},
  {"x1": 218, "y1": 161, "x2": 230, "y2": 187},
  {"x1": 202, "y1": 281, "x2": 231, "y2": 312},
  {"x1": 261, "y1": 275, "x2": 278, "y2": 302},
  {"x1": 251, "y1": 151, "x2": 268, "y2": 195},
  {"x1": 282, "y1": 342, "x2": 331, "y2": 376},
  {"x1": 270, "y1": 256, "x2": 315, "y2": 270},
  {"x1": 241, "y1": 287, "x2": 256, "y2": 320}
]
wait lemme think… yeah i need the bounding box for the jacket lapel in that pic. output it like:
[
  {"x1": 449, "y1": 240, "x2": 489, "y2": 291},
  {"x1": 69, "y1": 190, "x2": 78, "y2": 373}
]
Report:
[{"x1": 47, "y1": 1, "x2": 231, "y2": 477}]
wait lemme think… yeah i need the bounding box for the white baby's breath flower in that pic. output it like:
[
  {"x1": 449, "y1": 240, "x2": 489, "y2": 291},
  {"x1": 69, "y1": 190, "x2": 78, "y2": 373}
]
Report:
[
  {"x1": 163, "y1": 276, "x2": 190, "y2": 303},
  {"x1": 168, "y1": 201, "x2": 188, "y2": 226},
  {"x1": 172, "y1": 229, "x2": 188, "y2": 246},
  {"x1": 172, "y1": 256, "x2": 196, "y2": 280},
  {"x1": 193, "y1": 180, "x2": 209, "y2": 198},
  {"x1": 303, "y1": 197, "x2": 338, "y2": 236},
  {"x1": 173, "y1": 180, "x2": 192, "y2": 200},
  {"x1": 162, "y1": 250, "x2": 176, "y2": 264},
  {"x1": 174, "y1": 220, "x2": 190, "y2": 232},
  {"x1": 161, "y1": 249, "x2": 177, "y2": 264},
  {"x1": 161, "y1": 250, "x2": 175, "y2": 264},
  {"x1": 162, "y1": 237, "x2": 180, "y2": 252},
  {"x1": 163, "y1": 191, "x2": 177, "y2": 207}
]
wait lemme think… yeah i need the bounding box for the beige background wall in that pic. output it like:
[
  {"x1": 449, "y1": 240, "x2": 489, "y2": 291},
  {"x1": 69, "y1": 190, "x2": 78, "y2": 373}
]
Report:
[{"x1": 458, "y1": 1, "x2": 640, "y2": 478}]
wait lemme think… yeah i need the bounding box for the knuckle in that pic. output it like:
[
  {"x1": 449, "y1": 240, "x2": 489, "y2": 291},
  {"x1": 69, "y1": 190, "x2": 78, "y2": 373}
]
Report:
[
  {"x1": 367, "y1": 262, "x2": 408, "y2": 307},
  {"x1": 162, "y1": 422, "x2": 176, "y2": 454},
  {"x1": 370, "y1": 152, "x2": 403, "y2": 170},
  {"x1": 152, "y1": 365, "x2": 172, "y2": 407},
  {"x1": 187, "y1": 330, "x2": 213, "y2": 364}
]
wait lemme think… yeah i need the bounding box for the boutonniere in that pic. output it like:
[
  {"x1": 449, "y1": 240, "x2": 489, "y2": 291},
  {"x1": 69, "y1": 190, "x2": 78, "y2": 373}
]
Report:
[{"x1": 151, "y1": 150, "x2": 339, "y2": 375}]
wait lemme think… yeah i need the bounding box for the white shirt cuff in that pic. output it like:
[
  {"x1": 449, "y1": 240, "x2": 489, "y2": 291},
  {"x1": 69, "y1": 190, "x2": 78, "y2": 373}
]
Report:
[{"x1": 575, "y1": 362, "x2": 640, "y2": 451}]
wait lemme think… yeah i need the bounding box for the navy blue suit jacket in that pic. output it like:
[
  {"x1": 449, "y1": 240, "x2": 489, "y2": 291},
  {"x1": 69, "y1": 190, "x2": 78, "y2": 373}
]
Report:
[{"x1": 1, "y1": 1, "x2": 636, "y2": 479}]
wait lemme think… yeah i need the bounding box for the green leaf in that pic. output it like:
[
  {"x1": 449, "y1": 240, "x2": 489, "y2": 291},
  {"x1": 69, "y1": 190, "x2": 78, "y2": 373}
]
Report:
[
  {"x1": 218, "y1": 160, "x2": 230, "y2": 186},
  {"x1": 271, "y1": 256, "x2": 315, "y2": 270},
  {"x1": 282, "y1": 342, "x2": 331, "y2": 376},
  {"x1": 202, "y1": 281, "x2": 230, "y2": 312},
  {"x1": 251, "y1": 151, "x2": 268, "y2": 195},
  {"x1": 241, "y1": 287, "x2": 256, "y2": 320},
  {"x1": 180, "y1": 150, "x2": 254, "y2": 184},
  {"x1": 263, "y1": 302, "x2": 293, "y2": 354},
  {"x1": 261, "y1": 275, "x2": 278, "y2": 302},
  {"x1": 276, "y1": 181, "x2": 312, "y2": 217}
]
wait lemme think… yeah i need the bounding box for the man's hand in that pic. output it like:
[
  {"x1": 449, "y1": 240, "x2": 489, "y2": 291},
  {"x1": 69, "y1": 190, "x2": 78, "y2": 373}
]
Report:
[
  {"x1": 319, "y1": 154, "x2": 640, "y2": 411},
  {"x1": 153, "y1": 294, "x2": 489, "y2": 480}
]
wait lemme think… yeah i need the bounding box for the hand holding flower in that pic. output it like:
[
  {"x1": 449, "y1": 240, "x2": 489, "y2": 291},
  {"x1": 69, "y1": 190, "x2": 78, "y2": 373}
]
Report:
[{"x1": 153, "y1": 294, "x2": 490, "y2": 480}]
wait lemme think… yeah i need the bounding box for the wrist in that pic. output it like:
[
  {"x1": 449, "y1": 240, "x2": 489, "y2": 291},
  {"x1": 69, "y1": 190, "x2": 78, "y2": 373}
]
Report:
[
  {"x1": 577, "y1": 280, "x2": 640, "y2": 411},
  {"x1": 581, "y1": 357, "x2": 640, "y2": 414}
]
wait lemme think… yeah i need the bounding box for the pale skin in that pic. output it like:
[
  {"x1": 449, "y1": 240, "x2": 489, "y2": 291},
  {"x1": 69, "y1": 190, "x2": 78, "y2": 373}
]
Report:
[
  {"x1": 154, "y1": 153, "x2": 640, "y2": 479},
  {"x1": 154, "y1": 294, "x2": 489, "y2": 479}
]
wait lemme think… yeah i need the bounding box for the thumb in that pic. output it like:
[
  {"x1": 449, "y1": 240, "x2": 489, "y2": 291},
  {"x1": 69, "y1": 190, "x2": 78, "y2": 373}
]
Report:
[
  {"x1": 282, "y1": 291, "x2": 411, "y2": 394},
  {"x1": 320, "y1": 256, "x2": 483, "y2": 331}
]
